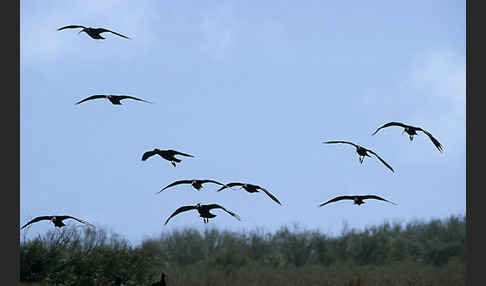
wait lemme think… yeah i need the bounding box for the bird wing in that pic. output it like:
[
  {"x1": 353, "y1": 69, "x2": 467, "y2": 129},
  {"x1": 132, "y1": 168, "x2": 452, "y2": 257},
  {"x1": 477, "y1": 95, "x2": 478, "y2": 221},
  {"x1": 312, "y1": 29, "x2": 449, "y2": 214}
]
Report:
[
  {"x1": 97, "y1": 28, "x2": 131, "y2": 39},
  {"x1": 164, "y1": 205, "x2": 198, "y2": 225},
  {"x1": 57, "y1": 25, "x2": 86, "y2": 31},
  {"x1": 371, "y1": 122, "x2": 409, "y2": 135},
  {"x1": 199, "y1": 180, "x2": 226, "y2": 186},
  {"x1": 20, "y1": 216, "x2": 53, "y2": 229},
  {"x1": 360, "y1": 195, "x2": 397, "y2": 205},
  {"x1": 75, "y1": 95, "x2": 108, "y2": 105},
  {"x1": 366, "y1": 149, "x2": 395, "y2": 173},
  {"x1": 141, "y1": 150, "x2": 158, "y2": 161},
  {"x1": 257, "y1": 186, "x2": 282, "y2": 205},
  {"x1": 215, "y1": 182, "x2": 244, "y2": 192},
  {"x1": 319, "y1": 196, "x2": 354, "y2": 207},
  {"x1": 59, "y1": 216, "x2": 95, "y2": 227},
  {"x1": 206, "y1": 204, "x2": 241, "y2": 221},
  {"x1": 417, "y1": 128, "x2": 443, "y2": 152},
  {"x1": 115, "y1": 95, "x2": 152, "y2": 104},
  {"x1": 167, "y1": 150, "x2": 194, "y2": 157},
  {"x1": 323, "y1": 140, "x2": 359, "y2": 148},
  {"x1": 156, "y1": 180, "x2": 193, "y2": 194}
]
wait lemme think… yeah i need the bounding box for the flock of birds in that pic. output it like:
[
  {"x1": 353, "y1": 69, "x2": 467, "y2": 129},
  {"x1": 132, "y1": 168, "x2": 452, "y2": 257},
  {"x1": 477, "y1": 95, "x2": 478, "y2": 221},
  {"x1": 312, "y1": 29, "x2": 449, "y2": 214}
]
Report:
[{"x1": 21, "y1": 25, "x2": 444, "y2": 233}]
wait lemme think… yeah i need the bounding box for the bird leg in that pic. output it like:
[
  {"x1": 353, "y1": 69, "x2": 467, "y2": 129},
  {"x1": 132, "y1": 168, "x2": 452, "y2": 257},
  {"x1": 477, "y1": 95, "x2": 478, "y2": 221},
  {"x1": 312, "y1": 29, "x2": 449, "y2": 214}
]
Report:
[
  {"x1": 171, "y1": 161, "x2": 176, "y2": 167},
  {"x1": 359, "y1": 156, "x2": 364, "y2": 164},
  {"x1": 409, "y1": 134, "x2": 414, "y2": 141}
]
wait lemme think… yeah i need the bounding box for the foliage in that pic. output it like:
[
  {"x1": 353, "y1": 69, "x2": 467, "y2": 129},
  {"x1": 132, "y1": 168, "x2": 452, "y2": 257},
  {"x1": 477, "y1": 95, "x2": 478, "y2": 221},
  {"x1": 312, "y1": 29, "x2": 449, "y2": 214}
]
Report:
[{"x1": 20, "y1": 215, "x2": 466, "y2": 285}]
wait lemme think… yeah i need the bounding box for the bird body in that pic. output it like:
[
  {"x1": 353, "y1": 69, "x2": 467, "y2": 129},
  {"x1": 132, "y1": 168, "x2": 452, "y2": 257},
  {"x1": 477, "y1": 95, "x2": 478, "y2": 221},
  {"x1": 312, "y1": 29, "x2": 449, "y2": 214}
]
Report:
[
  {"x1": 319, "y1": 195, "x2": 396, "y2": 207},
  {"x1": 75, "y1": 95, "x2": 152, "y2": 105},
  {"x1": 216, "y1": 182, "x2": 282, "y2": 205},
  {"x1": 323, "y1": 140, "x2": 394, "y2": 172},
  {"x1": 157, "y1": 179, "x2": 228, "y2": 194},
  {"x1": 58, "y1": 25, "x2": 130, "y2": 40},
  {"x1": 21, "y1": 215, "x2": 94, "y2": 229},
  {"x1": 142, "y1": 149, "x2": 193, "y2": 167},
  {"x1": 164, "y1": 203, "x2": 241, "y2": 224},
  {"x1": 372, "y1": 121, "x2": 443, "y2": 152}
]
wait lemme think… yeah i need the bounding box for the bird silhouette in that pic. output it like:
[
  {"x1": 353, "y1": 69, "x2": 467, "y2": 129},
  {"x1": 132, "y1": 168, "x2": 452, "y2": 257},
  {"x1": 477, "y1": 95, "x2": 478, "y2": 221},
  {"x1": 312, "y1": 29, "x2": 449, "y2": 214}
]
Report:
[
  {"x1": 156, "y1": 179, "x2": 229, "y2": 194},
  {"x1": 216, "y1": 182, "x2": 282, "y2": 205},
  {"x1": 319, "y1": 195, "x2": 397, "y2": 207},
  {"x1": 142, "y1": 149, "x2": 194, "y2": 167},
  {"x1": 150, "y1": 272, "x2": 167, "y2": 286},
  {"x1": 75, "y1": 95, "x2": 152, "y2": 105},
  {"x1": 164, "y1": 203, "x2": 241, "y2": 225},
  {"x1": 323, "y1": 140, "x2": 394, "y2": 173},
  {"x1": 21, "y1": 215, "x2": 94, "y2": 229},
  {"x1": 371, "y1": 121, "x2": 443, "y2": 152},
  {"x1": 57, "y1": 25, "x2": 130, "y2": 39}
]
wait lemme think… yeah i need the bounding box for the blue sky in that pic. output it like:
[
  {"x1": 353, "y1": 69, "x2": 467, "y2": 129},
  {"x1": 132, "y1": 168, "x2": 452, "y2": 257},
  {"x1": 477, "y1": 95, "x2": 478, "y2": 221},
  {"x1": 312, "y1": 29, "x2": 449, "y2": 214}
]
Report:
[{"x1": 20, "y1": 0, "x2": 465, "y2": 244}]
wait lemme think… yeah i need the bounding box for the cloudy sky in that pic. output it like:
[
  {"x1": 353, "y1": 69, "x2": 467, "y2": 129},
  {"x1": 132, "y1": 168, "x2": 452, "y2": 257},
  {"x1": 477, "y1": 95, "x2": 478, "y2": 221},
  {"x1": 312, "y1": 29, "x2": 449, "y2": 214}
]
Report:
[{"x1": 20, "y1": 0, "x2": 465, "y2": 244}]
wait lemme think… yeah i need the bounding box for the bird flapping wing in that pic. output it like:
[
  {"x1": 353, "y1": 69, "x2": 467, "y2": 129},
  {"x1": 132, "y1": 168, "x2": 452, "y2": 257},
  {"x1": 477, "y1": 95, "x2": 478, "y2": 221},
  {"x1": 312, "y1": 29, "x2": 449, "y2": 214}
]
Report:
[
  {"x1": 57, "y1": 25, "x2": 86, "y2": 31},
  {"x1": 361, "y1": 195, "x2": 397, "y2": 205},
  {"x1": 75, "y1": 95, "x2": 108, "y2": 105},
  {"x1": 366, "y1": 149, "x2": 395, "y2": 173},
  {"x1": 319, "y1": 196, "x2": 354, "y2": 207},
  {"x1": 97, "y1": 28, "x2": 131, "y2": 39},
  {"x1": 164, "y1": 205, "x2": 198, "y2": 225},
  {"x1": 323, "y1": 140, "x2": 359, "y2": 148},
  {"x1": 21, "y1": 216, "x2": 53, "y2": 229},
  {"x1": 156, "y1": 180, "x2": 194, "y2": 194},
  {"x1": 215, "y1": 182, "x2": 244, "y2": 192},
  {"x1": 60, "y1": 216, "x2": 95, "y2": 227},
  {"x1": 256, "y1": 186, "x2": 282, "y2": 205},
  {"x1": 206, "y1": 204, "x2": 241, "y2": 221},
  {"x1": 417, "y1": 128, "x2": 443, "y2": 152},
  {"x1": 115, "y1": 95, "x2": 152, "y2": 104},
  {"x1": 371, "y1": 122, "x2": 409, "y2": 135}
]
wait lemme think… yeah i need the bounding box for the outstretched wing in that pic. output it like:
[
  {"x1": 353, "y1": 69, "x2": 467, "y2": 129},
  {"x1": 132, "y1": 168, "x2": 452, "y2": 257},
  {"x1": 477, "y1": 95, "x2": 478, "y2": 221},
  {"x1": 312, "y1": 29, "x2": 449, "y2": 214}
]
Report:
[
  {"x1": 97, "y1": 28, "x2": 131, "y2": 39},
  {"x1": 319, "y1": 196, "x2": 355, "y2": 207},
  {"x1": 323, "y1": 141, "x2": 359, "y2": 148},
  {"x1": 20, "y1": 216, "x2": 53, "y2": 229},
  {"x1": 215, "y1": 182, "x2": 244, "y2": 192},
  {"x1": 75, "y1": 95, "x2": 108, "y2": 105},
  {"x1": 116, "y1": 95, "x2": 152, "y2": 104},
  {"x1": 361, "y1": 195, "x2": 397, "y2": 205},
  {"x1": 57, "y1": 25, "x2": 86, "y2": 31},
  {"x1": 206, "y1": 204, "x2": 241, "y2": 221},
  {"x1": 257, "y1": 186, "x2": 282, "y2": 205},
  {"x1": 164, "y1": 205, "x2": 198, "y2": 225},
  {"x1": 141, "y1": 150, "x2": 158, "y2": 161},
  {"x1": 156, "y1": 180, "x2": 193, "y2": 194},
  {"x1": 60, "y1": 216, "x2": 95, "y2": 227},
  {"x1": 417, "y1": 128, "x2": 443, "y2": 152},
  {"x1": 199, "y1": 180, "x2": 227, "y2": 186},
  {"x1": 167, "y1": 150, "x2": 194, "y2": 157},
  {"x1": 371, "y1": 122, "x2": 409, "y2": 135},
  {"x1": 366, "y1": 149, "x2": 394, "y2": 173}
]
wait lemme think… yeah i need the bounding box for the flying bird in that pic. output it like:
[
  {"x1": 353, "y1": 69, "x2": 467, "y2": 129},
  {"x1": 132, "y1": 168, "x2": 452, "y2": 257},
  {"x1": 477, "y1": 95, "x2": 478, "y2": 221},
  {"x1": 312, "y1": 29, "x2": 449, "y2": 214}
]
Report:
[
  {"x1": 57, "y1": 25, "x2": 130, "y2": 39},
  {"x1": 142, "y1": 149, "x2": 194, "y2": 167},
  {"x1": 323, "y1": 140, "x2": 394, "y2": 173},
  {"x1": 319, "y1": 195, "x2": 397, "y2": 207},
  {"x1": 156, "y1": 179, "x2": 228, "y2": 194},
  {"x1": 75, "y1": 95, "x2": 152, "y2": 105},
  {"x1": 216, "y1": 183, "x2": 282, "y2": 205},
  {"x1": 20, "y1": 215, "x2": 94, "y2": 229},
  {"x1": 371, "y1": 121, "x2": 443, "y2": 152},
  {"x1": 164, "y1": 203, "x2": 241, "y2": 225}
]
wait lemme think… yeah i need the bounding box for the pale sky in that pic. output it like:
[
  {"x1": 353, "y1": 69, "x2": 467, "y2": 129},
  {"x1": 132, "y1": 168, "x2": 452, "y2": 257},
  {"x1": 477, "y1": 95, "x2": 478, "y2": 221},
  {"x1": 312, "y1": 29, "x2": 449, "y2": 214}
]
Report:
[{"x1": 20, "y1": 0, "x2": 465, "y2": 244}]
